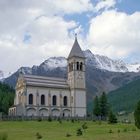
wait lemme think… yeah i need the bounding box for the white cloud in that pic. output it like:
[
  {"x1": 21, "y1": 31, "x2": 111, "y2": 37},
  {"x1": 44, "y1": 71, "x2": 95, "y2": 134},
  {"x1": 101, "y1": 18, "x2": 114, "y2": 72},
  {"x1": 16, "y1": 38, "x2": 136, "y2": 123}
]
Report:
[
  {"x1": 0, "y1": 0, "x2": 93, "y2": 76},
  {"x1": 95, "y1": 0, "x2": 116, "y2": 12},
  {"x1": 88, "y1": 10, "x2": 140, "y2": 61},
  {"x1": 52, "y1": 0, "x2": 93, "y2": 14},
  {"x1": 0, "y1": 16, "x2": 78, "y2": 75},
  {"x1": 0, "y1": 0, "x2": 140, "y2": 77}
]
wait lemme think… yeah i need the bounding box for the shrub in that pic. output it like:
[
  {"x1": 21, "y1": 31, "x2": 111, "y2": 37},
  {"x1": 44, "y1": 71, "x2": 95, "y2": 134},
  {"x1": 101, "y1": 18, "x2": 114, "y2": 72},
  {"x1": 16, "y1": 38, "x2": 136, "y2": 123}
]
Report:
[
  {"x1": 0, "y1": 133, "x2": 8, "y2": 140},
  {"x1": 117, "y1": 129, "x2": 120, "y2": 133},
  {"x1": 123, "y1": 128, "x2": 127, "y2": 132},
  {"x1": 92, "y1": 118, "x2": 96, "y2": 122},
  {"x1": 36, "y1": 132, "x2": 42, "y2": 140},
  {"x1": 132, "y1": 128, "x2": 136, "y2": 131},
  {"x1": 37, "y1": 117, "x2": 42, "y2": 122},
  {"x1": 76, "y1": 128, "x2": 83, "y2": 136},
  {"x1": 66, "y1": 118, "x2": 69, "y2": 121},
  {"x1": 108, "y1": 111, "x2": 117, "y2": 124},
  {"x1": 59, "y1": 119, "x2": 62, "y2": 124},
  {"x1": 57, "y1": 117, "x2": 62, "y2": 124},
  {"x1": 109, "y1": 129, "x2": 113, "y2": 133},
  {"x1": 66, "y1": 133, "x2": 71, "y2": 137},
  {"x1": 98, "y1": 121, "x2": 102, "y2": 125},
  {"x1": 82, "y1": 122, "x2": 88, "y2": 130},
  {"x1": 48, "y1": 116, "x2": 52, "y2": 122},
  {"x1": 71, "y1": 119, "x2": 74, "y2": 123}
]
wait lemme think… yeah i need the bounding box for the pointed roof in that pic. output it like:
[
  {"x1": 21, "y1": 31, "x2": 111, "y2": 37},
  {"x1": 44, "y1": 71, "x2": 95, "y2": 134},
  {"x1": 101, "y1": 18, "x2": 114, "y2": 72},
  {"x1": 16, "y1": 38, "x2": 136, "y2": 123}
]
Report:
[{"x1": 68, "y1": 34, "x2": 85, "y2": 59}]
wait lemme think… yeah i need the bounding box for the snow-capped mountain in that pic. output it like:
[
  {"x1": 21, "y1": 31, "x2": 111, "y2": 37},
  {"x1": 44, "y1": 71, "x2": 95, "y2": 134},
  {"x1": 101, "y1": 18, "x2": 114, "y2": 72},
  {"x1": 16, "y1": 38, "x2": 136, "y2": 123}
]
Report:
[
  {"x1": 32, "y1": 49, "x2": 140, "y2": 73},
  {"x1": 17, "y1": 50, "x2": 138, "y2": 74},
  {"x1": 40, "y1": 57, "x2": 67, "y2": 71},
  {"x1": 2, "y1": 49, "x2": 140, "y2": 83},
  {"x1": 84, "y1": 50, "x2": 140, "y2": 73}
]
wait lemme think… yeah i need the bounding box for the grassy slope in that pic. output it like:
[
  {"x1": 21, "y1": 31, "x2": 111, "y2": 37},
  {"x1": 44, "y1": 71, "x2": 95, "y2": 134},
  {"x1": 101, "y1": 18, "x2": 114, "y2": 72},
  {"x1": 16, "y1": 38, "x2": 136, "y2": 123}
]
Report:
[
  {"x1": 0, "y1": 121, "x2": 140, "y2": 140},
  {"x1": 107, "y1": 79, "x2": 140, "y2": 113}
]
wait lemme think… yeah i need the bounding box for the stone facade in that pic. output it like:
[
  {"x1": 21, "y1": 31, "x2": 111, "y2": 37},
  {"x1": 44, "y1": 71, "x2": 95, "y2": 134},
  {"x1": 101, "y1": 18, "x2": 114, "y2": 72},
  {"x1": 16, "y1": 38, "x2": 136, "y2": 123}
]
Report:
[{"x1": 9, "y1": 36, "x2": 87, "y2": 117}]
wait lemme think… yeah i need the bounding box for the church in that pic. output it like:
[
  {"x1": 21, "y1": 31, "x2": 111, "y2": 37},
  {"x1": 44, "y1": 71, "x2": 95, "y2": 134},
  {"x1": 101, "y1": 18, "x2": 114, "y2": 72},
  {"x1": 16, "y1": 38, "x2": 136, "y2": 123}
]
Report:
[{"x1": 9, "y1": 36, "x2": 87, "y2": 117}]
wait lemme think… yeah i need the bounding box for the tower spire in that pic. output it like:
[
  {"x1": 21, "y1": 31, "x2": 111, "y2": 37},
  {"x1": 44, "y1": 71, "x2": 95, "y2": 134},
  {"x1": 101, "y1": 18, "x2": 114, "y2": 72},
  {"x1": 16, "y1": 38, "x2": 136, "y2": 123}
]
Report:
[{"x1": 68, "y1": 34, "x2": 85, "y2": 59}]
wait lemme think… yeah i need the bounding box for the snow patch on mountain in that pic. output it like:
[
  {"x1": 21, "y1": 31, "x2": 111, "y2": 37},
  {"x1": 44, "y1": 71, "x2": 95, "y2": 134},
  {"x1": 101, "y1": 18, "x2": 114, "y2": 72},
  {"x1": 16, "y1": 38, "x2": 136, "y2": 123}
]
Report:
[
  {"x1": 84, "y1": 50, "x2": 140, "y2": 73},
  {"x1": 41, "y1": 57, "x2": 67, "y2": 70},
  {"x1": 18, "y1": 67, "x2": 32, "y2": 74},
  {"x1": 0, "y1": 70, "x2": 13, "y2": 80},
  {"x1": 127, "y1": 63, "x2": 140, "y2": 72}
]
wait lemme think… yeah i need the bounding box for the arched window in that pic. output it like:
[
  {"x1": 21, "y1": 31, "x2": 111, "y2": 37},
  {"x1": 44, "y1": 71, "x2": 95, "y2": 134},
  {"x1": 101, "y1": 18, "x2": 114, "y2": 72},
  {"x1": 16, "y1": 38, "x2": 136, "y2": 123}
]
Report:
[
  {"x1": 41, "y1": 95, "x2": 45, "y2": 105},
  {"x1": 63, "y1": 96, "x2": 68, "y2": 106},
  {"x1": 77, "y1": 62, "x2": 79, "y2": 70},
  {"x1": 52, "y1": 95, "x2": 57, "y2": 106},
  {"x1": 69, "y1": 63, "x2": 73, "y2": 72},
  {"x1": 71, "y1": 62, "x2": 73, "y2": 71},
  {"x1": 29, "y1": 94, "x2": 33, "y2": 105},
  {"x1": 80, "y1": 62, "x2": 83, "y2": 71}
]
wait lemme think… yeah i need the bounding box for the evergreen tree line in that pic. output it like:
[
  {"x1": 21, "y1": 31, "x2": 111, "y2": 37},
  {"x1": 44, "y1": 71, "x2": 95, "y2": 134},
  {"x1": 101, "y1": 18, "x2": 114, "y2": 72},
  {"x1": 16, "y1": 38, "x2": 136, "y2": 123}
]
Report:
[
  {"x1": 0, "y1": 82, "x2": 15, "y2": 114},
  {"x1": 93, "y1": 92, "x2": 140, "y2": 128},
  {"x1": 93, "y1": 92, "x2": 117, "y2": 123}
]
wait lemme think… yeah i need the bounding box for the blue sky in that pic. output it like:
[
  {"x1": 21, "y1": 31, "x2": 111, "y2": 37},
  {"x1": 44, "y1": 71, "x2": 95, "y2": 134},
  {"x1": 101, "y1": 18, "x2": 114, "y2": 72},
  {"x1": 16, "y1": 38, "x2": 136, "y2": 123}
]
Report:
[
  {"x1": 116, "y1": 0, "x2": 140, "y2": 14},
  {"x1": 0, "y1": 0, "x2": 140, "y2": 76}
]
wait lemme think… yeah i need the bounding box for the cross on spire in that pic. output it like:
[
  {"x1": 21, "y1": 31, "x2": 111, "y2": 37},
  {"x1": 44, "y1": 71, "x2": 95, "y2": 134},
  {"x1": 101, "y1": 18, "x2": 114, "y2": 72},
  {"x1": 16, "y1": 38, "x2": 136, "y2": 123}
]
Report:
[{"x1": 75, "y1": 33, "x2": 77, "y2": 39}]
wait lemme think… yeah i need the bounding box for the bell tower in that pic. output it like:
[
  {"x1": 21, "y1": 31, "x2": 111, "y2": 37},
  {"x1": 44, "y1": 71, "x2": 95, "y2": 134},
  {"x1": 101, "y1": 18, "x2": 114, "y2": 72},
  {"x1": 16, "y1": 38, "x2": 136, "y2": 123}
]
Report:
[
  {"x1": 68, "y1": 34, "x2": 86, "y2": 117},
  {"x1": 68, "y1": 34, "x2": 86, "y2": 89}
]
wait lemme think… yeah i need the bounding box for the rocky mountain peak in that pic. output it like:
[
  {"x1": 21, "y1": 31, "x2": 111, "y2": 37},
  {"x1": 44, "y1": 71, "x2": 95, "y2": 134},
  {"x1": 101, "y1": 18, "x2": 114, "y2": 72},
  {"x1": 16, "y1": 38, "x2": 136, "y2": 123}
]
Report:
[
  {"x1": 1, "y1": 49, "x2": 140, "y2": 82},
  {"x1": 41, "y1": 57, "x2": 67, "y2": 70}
]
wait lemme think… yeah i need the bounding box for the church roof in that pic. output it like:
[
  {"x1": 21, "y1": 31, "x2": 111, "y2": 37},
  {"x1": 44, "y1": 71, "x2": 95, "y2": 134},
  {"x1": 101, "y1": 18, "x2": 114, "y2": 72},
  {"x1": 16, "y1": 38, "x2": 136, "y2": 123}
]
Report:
[
  {"x1": 22, "y1": 74, "x2": 69, "y2": 89},
  {"x1": 68, "y1": 35, "x2": 85, "y2": 59}
]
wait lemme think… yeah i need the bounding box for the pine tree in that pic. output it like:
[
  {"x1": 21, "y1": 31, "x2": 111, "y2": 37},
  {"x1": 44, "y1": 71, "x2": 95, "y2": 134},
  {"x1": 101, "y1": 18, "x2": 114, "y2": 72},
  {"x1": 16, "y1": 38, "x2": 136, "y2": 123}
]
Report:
[
  {"x1": 93, "y1": 96, "x2": 101, "y2": 119},
  {"x1": 108, "y1": 110, "x2": 117, "y2": 124},
  {"x1": 76, "y1": 128, "x2": 83, "y2": 136},
  {"x1": 134, "y1": 100, "x2": 140, "y2": 129},
  {"x1": 100, "y1": 92, "x2": 109, "y2": 120}
]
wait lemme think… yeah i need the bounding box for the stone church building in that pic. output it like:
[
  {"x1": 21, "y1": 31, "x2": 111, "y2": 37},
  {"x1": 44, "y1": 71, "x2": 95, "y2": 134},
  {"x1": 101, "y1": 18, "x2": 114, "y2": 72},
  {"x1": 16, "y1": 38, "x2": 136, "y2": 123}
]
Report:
[{"x1": 9, "y1": 36, "x2": 87, "y2": 117}]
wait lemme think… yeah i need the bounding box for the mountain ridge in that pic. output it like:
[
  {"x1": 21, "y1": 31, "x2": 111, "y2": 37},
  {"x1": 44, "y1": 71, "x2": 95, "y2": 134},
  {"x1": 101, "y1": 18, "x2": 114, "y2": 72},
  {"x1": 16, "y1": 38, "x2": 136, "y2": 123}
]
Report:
[
  {"x1": 84, "y1": 49, "x2": 140, "y2": 73},
  {"x1": 3, "y1": 49, "x2": 140, "y2": 106},
  {"x1": 1, "y1": 49, "x2": 140, "y2": 80}
]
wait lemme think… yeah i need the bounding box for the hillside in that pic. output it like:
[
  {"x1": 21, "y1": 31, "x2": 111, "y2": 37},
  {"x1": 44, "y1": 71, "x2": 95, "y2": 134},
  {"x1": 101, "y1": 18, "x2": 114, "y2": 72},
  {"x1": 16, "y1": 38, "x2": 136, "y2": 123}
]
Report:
[{"x1": 108, "y1": 79, "x2": 140, "y2": 113}]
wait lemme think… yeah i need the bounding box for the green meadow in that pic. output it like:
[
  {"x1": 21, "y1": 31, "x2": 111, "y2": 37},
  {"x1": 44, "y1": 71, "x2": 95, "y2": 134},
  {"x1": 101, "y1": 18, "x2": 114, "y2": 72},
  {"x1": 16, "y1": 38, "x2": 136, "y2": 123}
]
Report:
[{"x1": 0, "y1": 120, "x2": 140, "y2": 140}]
